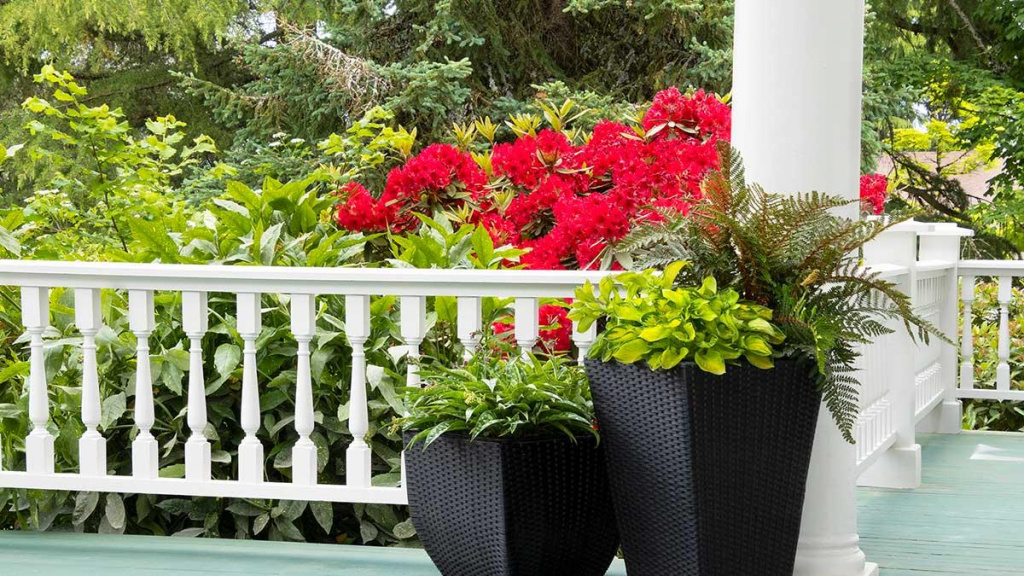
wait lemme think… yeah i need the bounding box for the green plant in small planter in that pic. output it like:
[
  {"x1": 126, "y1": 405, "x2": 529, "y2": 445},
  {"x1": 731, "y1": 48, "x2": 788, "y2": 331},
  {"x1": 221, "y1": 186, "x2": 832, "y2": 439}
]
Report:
[
  {"x1": 399, "y1": 340, "x2": 618, "y2": 576},
  {"x1": 570, "y1": 261, "x2": 785, "y2": 374},
  {"x1": 402, "y1": 342, "x2": 598, "y2": 448}
]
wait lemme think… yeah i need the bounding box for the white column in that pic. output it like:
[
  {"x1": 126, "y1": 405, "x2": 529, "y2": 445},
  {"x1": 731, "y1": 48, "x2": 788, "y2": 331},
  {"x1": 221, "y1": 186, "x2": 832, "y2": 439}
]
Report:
[
  {"x1": 129, "y1": 290, "x2": 159, "y2": 479},
  {"x1": 291, "y1": 294, "x2": 318, "y2": 486},
  {"x1": 183, "y1": 291, "x2": 212, "y2": 482},
  {"x1": 457, "y1": 297, "x2": 482, "y2": 360},
  {"x1": 75, "y1": 288, "x2": 106, "y2": 477},
  {"x1": 237, "y1": 292, "x2": 264, "y2": 483},
  {"x1": 996, "y1": 277, "x2": 1012, "y2": 392},
  {"x1": 22, "y1": 287, "x2": 54, "y2": 475},
  {"x1": 400, "y1": 296, "x2": 427, "y2": 387},
  {"x1": 514, "y1": 298, "x2": 538, "y2": 358},
  {"x1": 345, "y1": 295, "x2": 372, "y2": 488},
  {"x1": 959, "y1": 276, "x2": 976, "y2": 392},
  {"x1": 733, "y1": 1, "x2": 876, "y2": 574}
]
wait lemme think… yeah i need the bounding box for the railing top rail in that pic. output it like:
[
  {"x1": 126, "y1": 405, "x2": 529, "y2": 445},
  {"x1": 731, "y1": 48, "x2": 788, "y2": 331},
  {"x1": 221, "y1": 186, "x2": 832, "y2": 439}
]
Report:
[
  {"x1": 958, "y1": 259, "x2": 1024, "y2": 277},
  {"x1": 865, "y1": 263, "x2": 910, "y2": 280},
  {"x1": 0, "y1": 260, "x2": 612, "y2": 297}
]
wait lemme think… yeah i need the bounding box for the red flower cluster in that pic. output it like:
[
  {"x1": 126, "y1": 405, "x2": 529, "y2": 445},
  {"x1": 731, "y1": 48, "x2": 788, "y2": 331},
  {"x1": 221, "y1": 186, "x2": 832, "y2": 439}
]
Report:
[
  {"x1": 334, "y1": 88, "x2": 732, "y2": 270},
  {"x1": 860, "y1": 173, "x2": 888, "y2": 216}
]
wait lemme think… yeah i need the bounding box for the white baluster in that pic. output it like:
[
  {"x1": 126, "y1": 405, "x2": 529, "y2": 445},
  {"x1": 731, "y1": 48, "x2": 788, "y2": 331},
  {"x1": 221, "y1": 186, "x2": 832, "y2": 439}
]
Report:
[
  {"x1": 183, "y1": 291, "x2": 211, "y2": 482},
  {"x1": 401, "y1": 296, "x2": 426, "y2": 387},
  {"x1": 291, "y1": 294, "x2": 317, "y2": 486},
  {"x1": 75, "y1": 288, "x2": 106, "y2": 477},
  {"x1": 997, "y1": 276, "x2": 1012, "y2": 392},
  {"x1": 129, "y1": 290, "x2": 158, "y2": 479},
  {"x1": 457, "y1": 297, "x2": 481, "y2": 360},
  {"x1": 960, "y1": 276, "x2": 975, "y2": 390},
  {"x1": 572, "y1": 319, "x2": 597, "y2": 365},
  {"x1": 346, "y1": 295, "x2": 372, "y2": 488},
  {"x1": 22, "y1": 287, "x2": 54, "y2": 475},
  {"x1": 237, "y1": 292, "x2": 264, "y2": 484},
  {"x1": 514, "y1": 298, "x2": 538, "y2": 358}
]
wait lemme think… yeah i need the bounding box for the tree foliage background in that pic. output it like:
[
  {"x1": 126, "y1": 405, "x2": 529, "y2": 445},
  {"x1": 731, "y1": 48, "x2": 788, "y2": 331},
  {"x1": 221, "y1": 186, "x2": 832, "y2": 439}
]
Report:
[{"x1": 2, "y1": 0, "x2": 1024, "y2": 544}]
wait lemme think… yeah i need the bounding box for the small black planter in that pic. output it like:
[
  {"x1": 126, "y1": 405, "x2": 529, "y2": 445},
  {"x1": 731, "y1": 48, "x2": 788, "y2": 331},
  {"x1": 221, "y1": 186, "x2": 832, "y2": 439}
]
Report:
[
  {"x1": 403, "y1": 432, "x2": 619, "y2": 576},
  {"x1": 586, "y1": 359, "x2": 821, "y2": 576}
]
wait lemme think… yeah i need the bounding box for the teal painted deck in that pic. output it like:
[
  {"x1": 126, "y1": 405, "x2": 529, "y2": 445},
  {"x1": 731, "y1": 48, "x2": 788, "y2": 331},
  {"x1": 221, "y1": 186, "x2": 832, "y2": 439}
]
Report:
[
  {"x1": 0, "y1": 433, "x2": 1019, "y2": 575},
  {"x1": 859, "y1": 433, "x2": 1024, "y2": 575}
]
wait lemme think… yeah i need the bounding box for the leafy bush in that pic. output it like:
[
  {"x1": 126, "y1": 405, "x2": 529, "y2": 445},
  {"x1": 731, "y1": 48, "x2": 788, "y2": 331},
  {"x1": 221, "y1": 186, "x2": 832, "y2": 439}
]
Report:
[
  {"x1": 618, "y1": 146, "x2": 943, "y2": 441},
  {"x1": 402, "y1": 340, "x2": 597, "y2": 449},
  {"x1": 569, "y1": 262, "x2": 783, "y2": 374}
]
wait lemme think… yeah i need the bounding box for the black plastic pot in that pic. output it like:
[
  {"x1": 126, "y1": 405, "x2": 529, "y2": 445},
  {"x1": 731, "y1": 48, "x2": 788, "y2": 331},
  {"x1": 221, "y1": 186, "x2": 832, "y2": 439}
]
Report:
[
  {"x1": 403, "y1": 432, "x2": 619, "y2": 576},
  {"x1": 585, "y1": 359, "x2": 820, "y2": 576}
]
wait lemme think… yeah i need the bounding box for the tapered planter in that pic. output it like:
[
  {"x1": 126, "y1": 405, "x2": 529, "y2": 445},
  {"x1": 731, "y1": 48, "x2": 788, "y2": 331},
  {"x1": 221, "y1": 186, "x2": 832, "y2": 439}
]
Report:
[
  {"x1": 585, "y1": 359, "x2": 820, "y2": 576},
  {"x1": 404, "y1": 432, "x2": 619, "y2": 576}
]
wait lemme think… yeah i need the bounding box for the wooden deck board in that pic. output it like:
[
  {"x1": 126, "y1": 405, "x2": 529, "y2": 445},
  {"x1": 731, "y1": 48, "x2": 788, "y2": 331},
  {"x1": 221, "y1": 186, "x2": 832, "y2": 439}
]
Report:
[
  {"x1": 859, "y1": 433, "x2": 1024, "y2": 575},
  {"x1": 0, "y1": 433, "x2": 1019, "y2": 575}
]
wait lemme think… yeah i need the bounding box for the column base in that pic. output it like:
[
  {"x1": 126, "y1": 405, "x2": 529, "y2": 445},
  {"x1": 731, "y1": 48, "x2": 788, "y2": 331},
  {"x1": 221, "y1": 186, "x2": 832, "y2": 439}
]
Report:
[
  {"x1": 185, "y1": 438, "x2": 212, "y2": 482},
  {"x1": 795, "y1": 534, "x2": 875, "y2": 576},
  {"x1": 858, "y1": 444, "x2": 921, "y2": 489},
  {"x1": 937, "y1": 400, "x2": 963, "y2": 434},
  {"x1": 79, "y1": 433, "x2": 107, "y2": 476},
  {"x1": 26, "y1": 432, "x2": 55, "y2": 475},
  {"x1": 132, "y1": 435, "x2": 159, "y2": 479},
  {"x1": 238, "y1": 439, "x2": 264, "y2": 484},
  {"x1": 292, "y1": 440, "x2": 318, "y2": 485}
]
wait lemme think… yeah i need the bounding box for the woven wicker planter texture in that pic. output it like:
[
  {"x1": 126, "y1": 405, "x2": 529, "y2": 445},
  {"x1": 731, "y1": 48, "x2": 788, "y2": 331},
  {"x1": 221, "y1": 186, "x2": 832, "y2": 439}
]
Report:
[
  {"x1": 586, "y1": 359, "x2": 820, "y2": 576},
  {"x1": 404, "y1": 432, "x2": 619, "y2": 576}
]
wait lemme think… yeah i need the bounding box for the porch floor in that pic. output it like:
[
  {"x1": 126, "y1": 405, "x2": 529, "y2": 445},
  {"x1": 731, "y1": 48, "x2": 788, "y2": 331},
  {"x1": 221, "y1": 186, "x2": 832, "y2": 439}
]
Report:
[
  {"x1": 859, "y1": 432, "x2": 1024, "y2": 575},
  {"x1": 0, "y1": 433, "x2": 1019, "y2": 575}
]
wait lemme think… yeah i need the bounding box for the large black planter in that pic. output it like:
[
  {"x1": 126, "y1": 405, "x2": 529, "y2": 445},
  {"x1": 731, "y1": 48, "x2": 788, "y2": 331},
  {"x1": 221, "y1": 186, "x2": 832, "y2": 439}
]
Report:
[
  {"x1": 403, "y1": 432, "x2": 619, "y2": 576},
  {"x1": 585, "y1": 359, "x2": 821, "y2": 576}
]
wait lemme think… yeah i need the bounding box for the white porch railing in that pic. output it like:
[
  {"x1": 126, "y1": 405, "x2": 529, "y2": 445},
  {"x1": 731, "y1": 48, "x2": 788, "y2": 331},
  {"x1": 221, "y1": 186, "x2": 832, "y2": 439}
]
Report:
[
  {"x1": 0, "y1": 262, "x2": 606, "y2": 504},
  {"x1": 0, "y1": 221, "x2": 1010, "y2": 576},
  {"x1": 957, "y1": 260, "x2": 1024, "y2": 402}
]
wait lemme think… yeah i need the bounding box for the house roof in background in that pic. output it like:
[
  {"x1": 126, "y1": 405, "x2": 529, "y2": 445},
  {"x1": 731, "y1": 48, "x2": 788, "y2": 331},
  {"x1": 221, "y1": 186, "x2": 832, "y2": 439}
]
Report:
[{"x1": 877, "y1": 151, "x2": 1003, "y2": 202}]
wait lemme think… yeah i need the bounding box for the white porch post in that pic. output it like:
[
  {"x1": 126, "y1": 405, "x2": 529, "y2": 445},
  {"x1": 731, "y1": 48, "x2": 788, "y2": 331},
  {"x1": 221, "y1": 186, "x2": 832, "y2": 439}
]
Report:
[{"x1": 732, "y1": 1, "x2": 876, "y2": 576}]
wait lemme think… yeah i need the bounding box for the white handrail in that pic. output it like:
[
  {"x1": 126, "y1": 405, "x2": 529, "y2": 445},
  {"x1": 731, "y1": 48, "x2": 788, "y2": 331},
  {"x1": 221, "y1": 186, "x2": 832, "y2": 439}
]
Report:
[{"x1": 0, "y1": 260, "x2": 611, "y2": 296}]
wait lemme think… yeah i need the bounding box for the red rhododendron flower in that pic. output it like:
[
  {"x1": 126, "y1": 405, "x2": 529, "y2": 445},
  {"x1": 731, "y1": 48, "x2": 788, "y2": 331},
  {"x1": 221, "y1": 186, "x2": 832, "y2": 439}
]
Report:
[
  {"x1": 643, "y1": 88, "x2": 731, "y2": 143},
  {"x1": 860, "y1": 173, "x2": 888, "y2": 215},
  {"x1": 333, "y1": 86, "x2": 733, "y2": 272},
  {"x1": 334, "y1": 182, "x2": 393, "y2": 232}
]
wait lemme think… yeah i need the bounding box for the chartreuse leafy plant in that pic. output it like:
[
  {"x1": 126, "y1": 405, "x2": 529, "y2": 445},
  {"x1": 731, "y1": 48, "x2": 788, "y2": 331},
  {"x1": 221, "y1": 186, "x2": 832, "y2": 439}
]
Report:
[
  {"x1": 569, "y1": 262, "x2": 785, "y2": 375},
  {"x1": 402, "y1": 340, "x2": 598, "y2": 449}
]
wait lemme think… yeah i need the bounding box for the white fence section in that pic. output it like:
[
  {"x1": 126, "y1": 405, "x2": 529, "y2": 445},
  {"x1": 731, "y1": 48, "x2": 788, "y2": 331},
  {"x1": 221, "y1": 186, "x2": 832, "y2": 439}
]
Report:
[
  {"x1": 0, "y1": 220, "x2": 1016, "y2": 576},
  {"x1": 957, "y1": 260, "x2": 1024, "y2": 402},
  {"x1": 0, "y1": 262, "x2": 607, "y2": 504}
]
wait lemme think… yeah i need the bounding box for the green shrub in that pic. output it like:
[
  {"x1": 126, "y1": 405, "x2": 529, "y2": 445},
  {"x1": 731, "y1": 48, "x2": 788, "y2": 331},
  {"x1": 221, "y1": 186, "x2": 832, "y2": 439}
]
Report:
[
  {"x1": 402, "y1": 340, "x2": 597, "y2": 449},
  {"x1": 569, "y1": 262, "x2": 784, "y2": 374}
]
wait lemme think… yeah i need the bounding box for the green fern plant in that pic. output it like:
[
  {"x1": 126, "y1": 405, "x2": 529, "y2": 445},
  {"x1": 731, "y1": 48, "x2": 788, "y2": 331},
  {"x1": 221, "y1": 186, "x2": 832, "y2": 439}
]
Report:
[{"x1": 617, "y1": 143, "x2": 946, "y2": 442}]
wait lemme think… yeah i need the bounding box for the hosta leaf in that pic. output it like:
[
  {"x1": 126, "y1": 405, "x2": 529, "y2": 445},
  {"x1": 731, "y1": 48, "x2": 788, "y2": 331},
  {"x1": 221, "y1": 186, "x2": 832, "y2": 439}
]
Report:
[
  {"x1": 393, "y1": 518, "x2": 417, "y2": 539},
  {"x1": 213, "y1": 343, "x2": 241, "y2": 377},
  {"x1": 73, "y1": 492, "x2": 99, "y2": 526},
  {"x1": 310, "y1": 501, "x2": 334, "y2": 534},
  {"x1": 105, "y1": 494, "x2": 126, "y2": 530}
]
